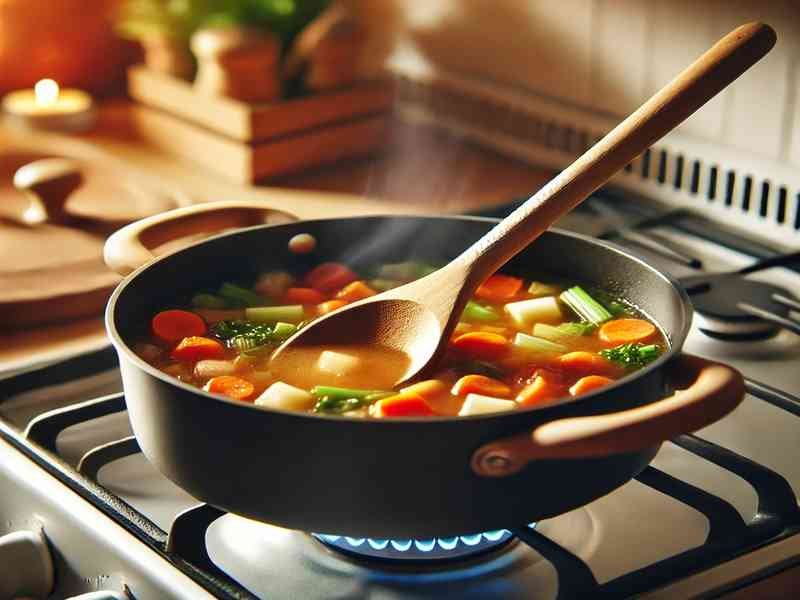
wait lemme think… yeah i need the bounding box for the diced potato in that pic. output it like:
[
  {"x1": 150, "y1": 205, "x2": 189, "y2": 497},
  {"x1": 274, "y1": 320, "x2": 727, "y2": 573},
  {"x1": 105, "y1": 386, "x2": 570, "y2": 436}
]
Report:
[
  {"x1": 458, "y1": 393, "x2": 518, "y2": 416},
  {"x1": 254, "y1": 271, "x2": 295, "y2": 299},
  {"x1": 504, "y1": 296, "x2": 562, "y2": 328},
  {"x1": 317, "y1": 350, "x2": 360, "y2": 375},
  {"x1": 255, "y1": 382, "x2": 315, "y2": 410},
  {"x1": 194, "y1": 360, "x2": 237, "y2": 378}
]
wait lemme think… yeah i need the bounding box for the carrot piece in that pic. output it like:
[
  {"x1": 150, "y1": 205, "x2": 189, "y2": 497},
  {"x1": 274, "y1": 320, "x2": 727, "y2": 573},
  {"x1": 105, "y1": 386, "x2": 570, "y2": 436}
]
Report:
[
  {"x1": 451, "y1": 332, "x2": 509, "y2": 360},
  {"x1": 569, "y1": 375, "x2": 615, "y2": 397},
  {"x1": 599, "y1": 318, "x2": 657, "y2": 344},
  {"x1": 317, "y1": 299, "x2": 348, "y2": 315},
  {"x1": 170, "y1": 336, "x2": 225, "y2": 362},
  {"x1": 151, "y1": 309, "x2": 206, "y2": 343},
  {"x1": 373, "y1": 392, "x2": 436, "y2": 417},
  {"x1": 516, "y1": 376, "x2": 565, "y2": 406},
  {"x1": 304, "y1": 262, "x2": 358, "y2": 293},
  {"x1": 401, "y1": 379, "x2": 448, "y2": 400},
  {"x1": 204, "y1": 375, "x2": 255, "y2": 401},
  {"x1": 475, "y1": 274, "x2": 524, "y2": 302},
  {"x1": 336, "y1": 280, "x2": 377, "y2": 302},
  {"x1": 283, "y1": 287, "x2": 326, "y2": 305},
  {"x1": 451, "y1": 374, "x2": 511, "y2": 398},
  {"x1": 558, "y1": 351, "x2": 622, "y2": 377}
]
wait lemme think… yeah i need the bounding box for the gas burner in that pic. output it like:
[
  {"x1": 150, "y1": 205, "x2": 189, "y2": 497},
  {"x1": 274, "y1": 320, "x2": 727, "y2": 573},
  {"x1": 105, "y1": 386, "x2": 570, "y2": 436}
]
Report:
[
  {"x1": 680, "y1": 276, "x2": 799, "y2": 341},
  {"x1": 312, "y1": 528, "x2": 520, "y2": 563}
]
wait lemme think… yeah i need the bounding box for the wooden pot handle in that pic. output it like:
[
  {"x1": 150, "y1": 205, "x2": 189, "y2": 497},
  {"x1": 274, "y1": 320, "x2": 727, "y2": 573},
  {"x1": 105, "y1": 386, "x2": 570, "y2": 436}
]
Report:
[
  {"x1": 104, "y1": 200, "x2": 298, "y2": 276},
  {"x1": 471, "y1": 354, "x2": 745, "y2": 477}
]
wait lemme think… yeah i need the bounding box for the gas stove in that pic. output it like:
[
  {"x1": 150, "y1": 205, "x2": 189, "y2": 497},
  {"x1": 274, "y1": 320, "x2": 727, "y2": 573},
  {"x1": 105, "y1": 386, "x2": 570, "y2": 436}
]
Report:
[{"x1": 1, "y1": 190, "x2": 798, "y2": 600}]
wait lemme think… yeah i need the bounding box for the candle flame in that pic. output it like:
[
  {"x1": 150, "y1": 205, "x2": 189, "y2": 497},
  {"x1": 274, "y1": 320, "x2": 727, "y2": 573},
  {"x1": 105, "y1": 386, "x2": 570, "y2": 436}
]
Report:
[{"x1": 34, "y1": 79, "x2": 59, "y2": 106}]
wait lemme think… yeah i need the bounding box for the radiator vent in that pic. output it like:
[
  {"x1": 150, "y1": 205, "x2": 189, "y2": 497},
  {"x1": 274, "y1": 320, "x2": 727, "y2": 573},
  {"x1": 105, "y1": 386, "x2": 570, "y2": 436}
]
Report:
[{"x1": 394, "y1": 72, "x2": 800, "y2": 247}]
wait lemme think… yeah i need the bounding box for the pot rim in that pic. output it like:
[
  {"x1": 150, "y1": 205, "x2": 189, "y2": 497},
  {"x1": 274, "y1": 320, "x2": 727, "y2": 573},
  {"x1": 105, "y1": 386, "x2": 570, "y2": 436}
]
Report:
[{"x1": 106, "y1": 214, "x2": 693, "y2": 424}]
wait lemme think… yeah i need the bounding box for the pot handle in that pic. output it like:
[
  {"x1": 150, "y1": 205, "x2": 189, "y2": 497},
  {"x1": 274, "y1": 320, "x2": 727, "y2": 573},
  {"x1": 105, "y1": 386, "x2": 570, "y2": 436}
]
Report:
[
  {"x1": 104, "y1": 200, "x2": 298, "y2": 276},
  {"x1": 471, "y1": 354, "x2": 744, "y2": 477}
]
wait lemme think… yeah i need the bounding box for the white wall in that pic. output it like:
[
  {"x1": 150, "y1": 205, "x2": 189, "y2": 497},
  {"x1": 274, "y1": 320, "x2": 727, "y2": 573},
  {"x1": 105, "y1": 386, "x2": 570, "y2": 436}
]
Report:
[{"x1": 347, "y1": 0, "x2": 800, "y2": 168}]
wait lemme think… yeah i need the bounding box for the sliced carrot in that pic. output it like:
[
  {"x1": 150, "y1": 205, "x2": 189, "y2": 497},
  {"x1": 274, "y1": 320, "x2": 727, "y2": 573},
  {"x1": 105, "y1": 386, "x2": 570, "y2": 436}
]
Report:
[
  {"x1": 170, "y1": 336, "x2": 225, "y2": 362},
  {"x1": 317, "y1": 299, "x2": 348, "y2": 315},
  {"x1": 304, "y1": 262, "x2": 358, "y2": 293},
  {"x1": 451, "y1": 374, "x2": 511, "y2": 398},
  {"x1": 151, "y1": 309, "x2": 206, "y2": 343},
  {"x1": 336, "y1": 280, "x2": 377, "y2": 302},
  {"x1": 516, "y1": 375, "x2": 565, "y2": 406},
  {"x1": 373, "y1": 392, "x2": 436, "y2": 417},
  {"x1": 569, "y1": 375, "x2": 615, "y2": 397},
  {"x1": 451, "y1": 332, "x2": 509, "y2": 361},
  {"x1": 599, "y1": 318, "x2": 657, "y2": 344},
  {"x1": 283, "y1": 287, "x2": 326, "y2": 305},
  {"x1": 475, "y1": 274, "x2": 524, "y2": 302},
  {"x1": 401, "y1": 379, "x2": 448, "y2": 400},
  {"x1": 558, "y1": 351, "x2": 622, "y2": 377},
  {"x1": 204, "y1": 375, "x2": 255, "y2": 401}
]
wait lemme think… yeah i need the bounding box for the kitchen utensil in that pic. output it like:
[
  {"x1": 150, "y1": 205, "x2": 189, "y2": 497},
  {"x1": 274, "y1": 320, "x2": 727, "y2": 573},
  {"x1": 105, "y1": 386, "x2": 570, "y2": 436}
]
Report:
[
  {"x1": 680, "y1": 251, "x2": 800, "y2": 337},
  {"x1": 269, "y1": 22, "x2": 776, "y2": 387},
  {"x1": 104, "y1": 210, "x2": 743, "y2": 538}
]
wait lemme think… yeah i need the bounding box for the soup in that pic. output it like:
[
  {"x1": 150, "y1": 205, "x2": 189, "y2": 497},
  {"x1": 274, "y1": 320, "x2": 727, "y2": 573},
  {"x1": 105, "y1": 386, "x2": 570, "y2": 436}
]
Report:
[{"x1": 134, "y1": 260, "x2": 666, "y2": 418}]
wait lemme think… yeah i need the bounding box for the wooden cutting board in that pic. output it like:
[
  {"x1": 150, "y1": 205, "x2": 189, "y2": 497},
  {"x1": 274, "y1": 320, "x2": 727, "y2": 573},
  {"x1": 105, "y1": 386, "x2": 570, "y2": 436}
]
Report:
[{"x1": 0, "y1": 149, "x2": 179, "y2": 327}]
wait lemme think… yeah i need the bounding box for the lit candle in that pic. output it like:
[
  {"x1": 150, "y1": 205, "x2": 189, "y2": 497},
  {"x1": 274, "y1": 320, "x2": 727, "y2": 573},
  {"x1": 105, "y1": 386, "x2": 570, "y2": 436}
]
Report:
[{"x1": 2, "y1": 79, "x2": 95, "y2": 132}]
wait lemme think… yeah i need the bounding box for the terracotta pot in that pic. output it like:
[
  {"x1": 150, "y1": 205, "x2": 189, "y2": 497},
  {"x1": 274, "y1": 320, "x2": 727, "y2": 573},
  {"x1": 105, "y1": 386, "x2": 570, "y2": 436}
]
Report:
[{"x1": 0, "y1": 0, "x2": 136, "y2": 95}]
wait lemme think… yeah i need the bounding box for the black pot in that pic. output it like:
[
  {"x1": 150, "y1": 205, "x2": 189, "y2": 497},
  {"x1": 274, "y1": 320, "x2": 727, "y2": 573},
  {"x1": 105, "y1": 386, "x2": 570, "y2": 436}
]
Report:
[{"x1": 104, "y1": 202, "x2": 744, "y2": 538}]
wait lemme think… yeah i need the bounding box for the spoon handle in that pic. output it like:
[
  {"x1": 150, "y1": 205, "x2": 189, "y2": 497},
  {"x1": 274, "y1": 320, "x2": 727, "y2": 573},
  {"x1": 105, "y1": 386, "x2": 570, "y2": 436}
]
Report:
[
  {"x1": 737, "y1": 250, "x2": 800, "y2": 276},
  {"x1": 456, "y1": 22, "x2": 776, "y2": 287}
]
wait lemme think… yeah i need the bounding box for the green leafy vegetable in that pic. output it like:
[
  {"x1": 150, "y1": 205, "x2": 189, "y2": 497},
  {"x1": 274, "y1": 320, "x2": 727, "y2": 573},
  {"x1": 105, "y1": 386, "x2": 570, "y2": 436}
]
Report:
[
  {"x1": 312, "y1": 391, "x2": 391, "y2": 414},
  {"x1": 218, "y1": 283, "x2": 265, "y2": 307},
  {"x1": 560, "y1": 286, "x2": 613, "y2": 325},
  {"x1": 600, "y1": 343, "x2": 662, "y2": 368},
  {"x1": 210, "y1": 319, "x2": 297, "y2": 354}
]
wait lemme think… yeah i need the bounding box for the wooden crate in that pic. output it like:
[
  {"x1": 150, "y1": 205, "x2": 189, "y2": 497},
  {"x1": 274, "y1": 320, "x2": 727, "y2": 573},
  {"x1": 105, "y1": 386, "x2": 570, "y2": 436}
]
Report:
[{"x1": 127, "y1": 66, "x2": 394, "y2": 183}]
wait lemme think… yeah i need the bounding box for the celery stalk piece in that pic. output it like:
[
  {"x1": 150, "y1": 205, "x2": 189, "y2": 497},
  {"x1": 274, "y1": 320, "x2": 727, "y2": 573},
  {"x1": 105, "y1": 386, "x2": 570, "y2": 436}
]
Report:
[
  {"x1": 245, "y1": 305, "x2": 305, "y2": 323},
  {"x1": 377, "y1": 262, "x2": 420, "y2": 280},
  {"x1": 559, "y1": 286, "x2": 613, "y2": 325},
  {"x1": 272, "y1": 322, "x2": 297, "y2": 339},
  {"x1": 462, "y1": 301, "x2": 500, "y2": 322},
  {"x1": 311, "y1": 386, "x2": 389, "y2": 400},
  {"x1": 513, "y1": 332, "x2": 568, "y2": 354},
  {"x1": 528, "y1": 281, "x2": 561, "y2": 297},
  {"x1": 191, "y1": 293, "x2": 229, "y2": 309},
  {"x1": 532, "y1": 322, "x2": 575, "y2": 343},
  {"x1": 368, "y1": 278, "x2": 400, "y2": 291}
]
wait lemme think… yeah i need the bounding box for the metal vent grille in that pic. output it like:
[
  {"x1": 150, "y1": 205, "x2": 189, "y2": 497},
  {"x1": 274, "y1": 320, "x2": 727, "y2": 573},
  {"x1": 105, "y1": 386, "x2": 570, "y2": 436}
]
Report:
[{"x1": 394, "y1": 71, "x2": 800, "y2": 247}]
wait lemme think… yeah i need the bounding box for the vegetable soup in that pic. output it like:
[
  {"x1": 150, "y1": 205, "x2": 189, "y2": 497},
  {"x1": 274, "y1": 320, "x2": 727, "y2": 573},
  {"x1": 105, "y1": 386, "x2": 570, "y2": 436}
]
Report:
[{"x1": 135, "y1": 260, "x2": 667, "y2": 418}]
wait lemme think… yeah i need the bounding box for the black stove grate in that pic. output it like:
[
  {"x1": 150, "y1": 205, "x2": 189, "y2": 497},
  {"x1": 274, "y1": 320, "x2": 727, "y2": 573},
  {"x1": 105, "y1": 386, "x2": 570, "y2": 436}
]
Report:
[{"x1": 2, "y1": 345, "x2": 800, "y2": 599}]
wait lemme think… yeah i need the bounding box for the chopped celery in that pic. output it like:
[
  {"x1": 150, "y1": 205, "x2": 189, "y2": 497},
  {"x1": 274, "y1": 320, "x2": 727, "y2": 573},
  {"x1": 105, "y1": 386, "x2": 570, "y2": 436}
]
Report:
[
  {"x1": 219, "y1": 283, "x2": 264, "y2": 307},
  {"x1": 560, "y1": 286, "x2": 613, "y2": 325},
  {"x1": 272, "y1": 321, "x2": 297, "y2": 339},
  {"x1": 417, "y1": 264, "x2": 439, "y2": 277},
  {"x1": 462, "y1": 300, "x2": 499, "y2": 323},
  {"x1": 557, "y1": 321, "x2": 596, "y2": 336},
  {"x1": 245, "y1": 305, "x2": 305, "y2": 323},
  {"x1": 191, "y1": 293, "x2": 228, "y2": 309},
  {"x1": 311, "y1": 386, "x2": 389, "y2": 400},
  {"x1": 528, "y1": 281, "x2": 561, "y2": 297},
  {"x1": 513, "y1": 332, "x2": 568, "y2": 354},
  {"x1": 377, "y1": 262, "x2": 420, "y2": 280},
  {"x1": 368, "y1": 278, "x2": 400, "y2": 291},
  {"x1": 532, "y1": 322, "x2": 575, "y2": 343},
  {"x1": 607, "y1": 299, "x2": 633, "y2": 317}
]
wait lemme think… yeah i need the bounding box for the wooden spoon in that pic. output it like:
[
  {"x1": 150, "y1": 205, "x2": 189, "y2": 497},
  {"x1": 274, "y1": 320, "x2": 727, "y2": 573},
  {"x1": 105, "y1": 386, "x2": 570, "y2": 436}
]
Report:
[{"x1": 270, "y1": 22, "x2": 777, "y2": 388}]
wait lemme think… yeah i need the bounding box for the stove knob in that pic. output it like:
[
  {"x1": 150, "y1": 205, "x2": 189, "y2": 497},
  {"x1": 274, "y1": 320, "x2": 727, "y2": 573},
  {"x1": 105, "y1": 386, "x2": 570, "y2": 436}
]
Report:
[{"x1": 0, "y1": 529, "x2": 53, "y2": 599}]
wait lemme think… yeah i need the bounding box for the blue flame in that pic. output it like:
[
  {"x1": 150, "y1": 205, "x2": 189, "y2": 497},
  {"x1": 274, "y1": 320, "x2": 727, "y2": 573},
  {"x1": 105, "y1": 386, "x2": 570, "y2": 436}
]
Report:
[{"x1": 312, "y1": 526, "x2": 530, "y2": 561}]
